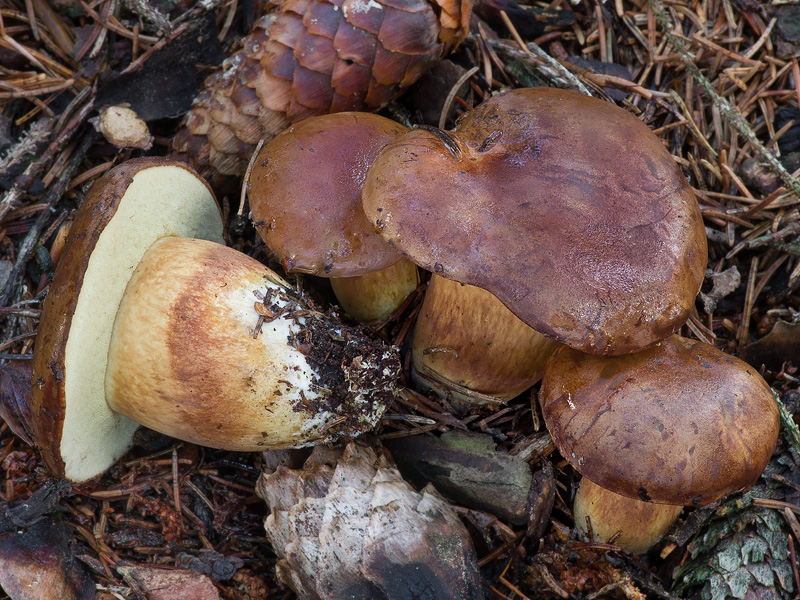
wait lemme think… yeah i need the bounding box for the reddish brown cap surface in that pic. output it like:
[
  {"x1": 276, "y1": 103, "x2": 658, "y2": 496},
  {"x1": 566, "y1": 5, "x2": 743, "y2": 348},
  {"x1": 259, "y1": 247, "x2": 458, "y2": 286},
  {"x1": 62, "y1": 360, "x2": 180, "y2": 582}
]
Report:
[
  {"x1": 539, "y1": 336, "x2": 779, "y2": 506},
  {"x1": 248, "y1": 112, "x2": 408, "y2": 277},
  {"x1": 362, "y1": 87, "x2": 707, "y2": 355}
]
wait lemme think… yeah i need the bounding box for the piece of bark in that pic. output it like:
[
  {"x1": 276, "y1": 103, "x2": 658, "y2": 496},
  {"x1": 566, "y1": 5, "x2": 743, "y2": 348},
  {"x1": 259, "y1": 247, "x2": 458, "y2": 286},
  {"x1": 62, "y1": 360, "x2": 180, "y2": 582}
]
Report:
[
  {"x1": 699, "y1": 266, "x2": 741, "y2": 314},
  {"x1": 773, "y1": 6, "x2": 800, "y2": 59},
  {"x1": 257, "y1": 442, "x2": 483, "y2": 600},
  {"x1": 527, "y1": 459, "x2": 556, "y2": 539},
  {"x1": 176, "y1": 550, "x2": 244, "y2": 581},
  {"x1": 386, "y1": 429, "x2": 536, "y2": 525},
  {"x1": 3, "y1": 479, "x2": 71, "y2": 530},
  {"x1": 117, "y1": 566, "x2": 221, "y2": 600}
]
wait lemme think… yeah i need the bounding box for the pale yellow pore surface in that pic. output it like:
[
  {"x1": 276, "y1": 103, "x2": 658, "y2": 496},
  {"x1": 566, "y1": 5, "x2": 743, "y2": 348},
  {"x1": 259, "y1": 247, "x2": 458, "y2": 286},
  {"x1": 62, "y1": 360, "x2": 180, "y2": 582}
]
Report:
[
  {"x1": 62, "y1": 166, "x2": 223, "y2": 482},
  {"x1": 106, "y1": 238, "x2": 332, "y2": 450},
  {"x1": 574, "y1": 478, "x2": 683, "y2": 554}
]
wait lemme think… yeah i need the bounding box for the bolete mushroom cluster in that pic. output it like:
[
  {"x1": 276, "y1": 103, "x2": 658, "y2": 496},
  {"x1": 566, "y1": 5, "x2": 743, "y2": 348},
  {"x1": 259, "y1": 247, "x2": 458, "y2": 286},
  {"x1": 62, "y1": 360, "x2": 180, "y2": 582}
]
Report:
[
  {"x1": 31, "y1": 158, "x2": 399, "y2": 482},
  {"x1": 355, "y1": 86, "x2": 779, "y2": 551},
  {"x1": 28, "y1": 86, "x2": 780, "y2": 563}
]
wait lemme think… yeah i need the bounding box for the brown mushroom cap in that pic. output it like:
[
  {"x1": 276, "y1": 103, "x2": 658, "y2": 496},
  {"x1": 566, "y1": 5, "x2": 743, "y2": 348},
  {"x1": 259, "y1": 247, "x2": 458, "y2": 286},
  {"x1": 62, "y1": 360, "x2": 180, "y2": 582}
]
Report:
[
  {"x1": 362, "y1": 87, "x2": 707, "y2": 355},
  {"x1": 31, "y1": 158, "x2": 224, "y2": 482},
  {"x1": 539, "y1": 335, "x2": 779, "y2": 506},
  {"x1": 248, "y1": 112, "x2": 409, "y2": 277}
]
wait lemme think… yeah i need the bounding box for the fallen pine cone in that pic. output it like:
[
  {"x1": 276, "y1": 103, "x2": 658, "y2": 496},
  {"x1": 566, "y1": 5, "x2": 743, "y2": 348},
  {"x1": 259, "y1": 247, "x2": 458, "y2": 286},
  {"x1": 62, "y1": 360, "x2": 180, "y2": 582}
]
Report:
[
  {"x1": 171, "y1": 0, "x2": 472, "y2": 178},
  {"x1": 256, "y1": 442, "x2": 484, "y2": 599}
]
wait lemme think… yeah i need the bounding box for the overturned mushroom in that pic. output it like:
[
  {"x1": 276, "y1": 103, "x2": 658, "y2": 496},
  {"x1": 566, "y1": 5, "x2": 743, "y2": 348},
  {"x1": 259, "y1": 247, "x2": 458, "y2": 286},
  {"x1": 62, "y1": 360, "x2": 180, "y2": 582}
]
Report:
[
  {"x1": 363, "y1": 87, "x2": 707, "y2": 355},
  {"x1": 539, "y1": 335, "x2": 779, "y2": 553},
  {"x1": 32, "y1": 158, "x2": 399, "y2": 482},
  {"x1": 248, "y1": 112, "x2": 419, "y2": 323}
]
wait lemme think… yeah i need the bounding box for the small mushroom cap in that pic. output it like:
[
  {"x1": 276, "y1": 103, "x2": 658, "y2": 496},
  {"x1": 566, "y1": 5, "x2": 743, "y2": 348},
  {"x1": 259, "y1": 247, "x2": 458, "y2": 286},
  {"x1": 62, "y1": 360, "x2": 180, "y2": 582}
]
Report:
[
  {"x1": 31, "y1": 158, "x2": 224, "y2": 482},
  {"x1": 248, "y1": 112, "x2": 408, "y2": 277},
  {"x1": 539, "y1": 336, "x2": 780, "y2": 506},
  {"x1": 362, "y1": 87, "x2": 707, "y2": 355}
]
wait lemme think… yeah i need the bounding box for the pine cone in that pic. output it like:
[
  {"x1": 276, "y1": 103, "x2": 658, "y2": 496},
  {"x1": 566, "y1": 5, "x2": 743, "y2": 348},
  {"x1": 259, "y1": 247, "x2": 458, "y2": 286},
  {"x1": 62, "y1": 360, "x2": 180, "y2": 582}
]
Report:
[
  {"x1": 256, "y1": 443, "x2": 484, "y2": 599},
  {"x1": 171, "y1": 0, "x2": 472, "y2": 178}
]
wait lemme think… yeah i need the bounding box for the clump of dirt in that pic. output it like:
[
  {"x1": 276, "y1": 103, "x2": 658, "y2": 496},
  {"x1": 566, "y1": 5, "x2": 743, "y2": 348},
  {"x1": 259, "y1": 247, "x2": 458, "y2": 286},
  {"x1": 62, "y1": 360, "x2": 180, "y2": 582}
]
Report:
[{"x1": 258, "y1": 283, "x2": 401, "y2": 443}]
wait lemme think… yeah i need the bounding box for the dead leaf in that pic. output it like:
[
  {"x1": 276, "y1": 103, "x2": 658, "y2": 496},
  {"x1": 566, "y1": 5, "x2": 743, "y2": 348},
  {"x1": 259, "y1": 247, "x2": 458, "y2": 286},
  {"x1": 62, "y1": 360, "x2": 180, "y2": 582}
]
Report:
[
  {"x1": 0, "y1": 361, "x2": 35, "y2": 446},
  {"x1": 117, "y1": 566, "x2": 221, "y2": 600},
  {"x1": 740, "y1": 320, "x2": 800, "y2": 371},
  {"x1": 95, "y1": 14, "x2": 225, "y2": 121},
  {"x1": 0, "y1": 519, "x2": 94, "y2": 600}
]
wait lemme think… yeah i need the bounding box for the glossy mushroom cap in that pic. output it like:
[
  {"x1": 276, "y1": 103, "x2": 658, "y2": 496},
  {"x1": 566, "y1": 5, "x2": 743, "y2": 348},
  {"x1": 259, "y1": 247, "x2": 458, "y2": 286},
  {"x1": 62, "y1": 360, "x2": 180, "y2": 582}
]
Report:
[
  {"x1": 31, "y1": 159, "x2": 225, "y2": 482},
  {"x1": 248, "y1": 112, "x2": 409, "y2": 277},
  {"x1": 539, "y1": 336, "x2": 780, "y2": 506},
  {"x1": 363, "y1": 87, "x2": 707, "y2": 355}
]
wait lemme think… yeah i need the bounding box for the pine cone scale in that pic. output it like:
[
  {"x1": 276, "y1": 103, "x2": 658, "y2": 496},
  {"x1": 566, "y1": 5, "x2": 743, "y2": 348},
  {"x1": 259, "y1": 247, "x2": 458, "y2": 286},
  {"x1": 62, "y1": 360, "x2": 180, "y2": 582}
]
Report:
[
  {"x1": 171, "y1": 0, "x2": 471, "y2": 179},
  {"x1": 258, "y1": 444, "x2": 483, "y2": 599},
  {"x1": 304, "y1": 2, "x2": 343, "y2": 37},
  {"x1": 379, "y1": 6, "x2": 441, "y2": 53},
  {"x1": 331, "y1": 64, "x2": 373, "y2": 100},
  {"x1": 372, "y1": 46, "x2": 412, "y2": 85},
  {"x1": 341, "y1": 0, "x2": 385, "y2": 35}
]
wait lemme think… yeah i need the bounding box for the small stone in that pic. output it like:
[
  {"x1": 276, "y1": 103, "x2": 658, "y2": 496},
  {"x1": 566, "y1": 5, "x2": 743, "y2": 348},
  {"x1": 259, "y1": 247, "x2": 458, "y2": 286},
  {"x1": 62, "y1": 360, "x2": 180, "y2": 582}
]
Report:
[
  {"x1": 92, "y1": 105, "x2": 153, "y2": 150},
  {"x1": 386, "y1": 429, "x2": 537, "y2": 525}
]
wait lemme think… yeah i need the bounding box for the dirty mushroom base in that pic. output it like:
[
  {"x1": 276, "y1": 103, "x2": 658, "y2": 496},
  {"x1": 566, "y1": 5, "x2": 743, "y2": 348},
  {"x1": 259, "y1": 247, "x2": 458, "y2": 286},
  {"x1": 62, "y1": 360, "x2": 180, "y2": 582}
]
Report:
[{"x1": 31, "y1": 159, "x2": 225, "y2": 482}]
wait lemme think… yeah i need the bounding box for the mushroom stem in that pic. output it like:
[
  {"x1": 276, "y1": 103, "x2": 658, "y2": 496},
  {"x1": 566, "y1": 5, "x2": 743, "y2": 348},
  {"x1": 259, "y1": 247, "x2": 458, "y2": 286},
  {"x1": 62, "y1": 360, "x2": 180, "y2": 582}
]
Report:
[
  {"x1": 574, "y1": 477, "x2": 683, "y2": 554},
  {"x1": 106, "y1": 237, "x2": 399, "y2": 451},
  {"x1": 411, "y1": 275, "x2": 560, "y2": 404},
  {"x1": 329, "y1": 258, "x2": 420, "y2": 324}
]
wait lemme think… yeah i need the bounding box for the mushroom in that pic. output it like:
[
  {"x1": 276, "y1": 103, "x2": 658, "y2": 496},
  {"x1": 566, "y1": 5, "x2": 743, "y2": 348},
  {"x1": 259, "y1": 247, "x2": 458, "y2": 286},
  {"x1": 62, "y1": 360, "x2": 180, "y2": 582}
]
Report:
[
  {"x1": 362, "y1": 87, "x2": 707, "y2": 355},
  {"x1": 539, "y1": 335, "x2": 780, "y2": 553},
  {"x1": 411, "y1": 275, "x2": 560, "y2": 404},
  {"x1": 32, "y1": 158, "x2": 399, "y2": 482},
  {"x1": 248, "y1": 112, "x2": 419, "y2": 324}
]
